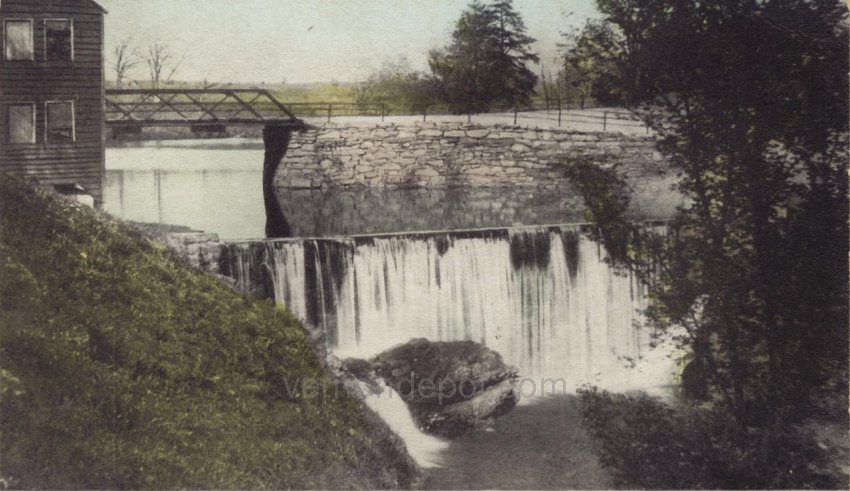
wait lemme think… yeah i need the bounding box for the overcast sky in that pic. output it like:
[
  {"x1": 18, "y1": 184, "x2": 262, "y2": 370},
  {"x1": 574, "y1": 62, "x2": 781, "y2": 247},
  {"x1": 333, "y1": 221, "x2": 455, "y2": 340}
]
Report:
[{"x1": 96, "y1": 0, "x2": 601, "y2": 84}]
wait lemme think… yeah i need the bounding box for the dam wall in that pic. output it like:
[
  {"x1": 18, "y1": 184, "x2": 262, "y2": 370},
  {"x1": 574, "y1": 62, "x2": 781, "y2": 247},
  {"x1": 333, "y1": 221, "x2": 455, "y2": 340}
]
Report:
[{"x1": 278, "y1": 122, "x2": 665, "y2": 190}]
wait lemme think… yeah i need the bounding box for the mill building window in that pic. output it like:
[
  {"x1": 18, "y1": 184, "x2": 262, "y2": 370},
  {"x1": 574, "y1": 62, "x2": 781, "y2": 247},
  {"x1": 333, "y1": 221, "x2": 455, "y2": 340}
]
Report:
[
  {"x1": 8, "y1": 104, "x2": 36, "y2": 144},
  {"x1": 4, "y1": 19, "x2": 34, "y2": 60},
  {"x1": 46, "y1": 101, "x2": 75, "y2": 143},
  {"x1": 45, "y1": 19, "x2": 73, "y2": 61}
]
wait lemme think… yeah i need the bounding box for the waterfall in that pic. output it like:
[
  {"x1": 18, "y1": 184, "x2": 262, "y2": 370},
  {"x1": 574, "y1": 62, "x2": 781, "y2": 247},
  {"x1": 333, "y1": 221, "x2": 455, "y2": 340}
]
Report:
[
  {"x1": 225, "y1": 225, "x2": 660, "y2": 388},
  {"x1": 358, "y1": 380, "x2": 447, "y2": 468}
]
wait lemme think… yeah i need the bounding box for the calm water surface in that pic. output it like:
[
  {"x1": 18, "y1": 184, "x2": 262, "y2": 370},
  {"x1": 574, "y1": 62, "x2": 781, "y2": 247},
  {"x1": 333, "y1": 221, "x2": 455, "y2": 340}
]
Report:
[{"x1": 104, "y1": 139, "x2": 680, "y2": 240}]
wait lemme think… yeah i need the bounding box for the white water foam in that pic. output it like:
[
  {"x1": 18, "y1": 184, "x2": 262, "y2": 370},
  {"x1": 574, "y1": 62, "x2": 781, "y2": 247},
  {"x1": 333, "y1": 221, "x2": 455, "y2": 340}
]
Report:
[
  {"x1": 357, "y1": 380, "x2": 448, "y2": 468},
  {"x1": 229, "y1": 226, "x2": 667, "y2": 388}
]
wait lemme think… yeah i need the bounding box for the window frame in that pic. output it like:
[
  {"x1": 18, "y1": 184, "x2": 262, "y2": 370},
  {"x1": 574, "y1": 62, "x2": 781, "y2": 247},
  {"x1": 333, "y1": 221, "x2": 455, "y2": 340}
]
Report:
[
  {"x1": 43, "y1": 18, "x2": 74, "y2": 62},
  {"x1": 7, "y1": 102, "x2": 36, "y2": 144},
  {"x1": 45, "y1": 100, "x2": 76, "y2": 144},
  {"x1": 4, "y1": 18, "x2": 35, "y2": 61}
]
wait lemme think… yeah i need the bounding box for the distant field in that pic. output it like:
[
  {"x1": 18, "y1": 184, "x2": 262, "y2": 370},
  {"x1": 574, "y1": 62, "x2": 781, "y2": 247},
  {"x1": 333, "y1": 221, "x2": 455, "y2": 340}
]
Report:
[{"x1": 107, "y1": 80, "x2": 359, "y2": 103}]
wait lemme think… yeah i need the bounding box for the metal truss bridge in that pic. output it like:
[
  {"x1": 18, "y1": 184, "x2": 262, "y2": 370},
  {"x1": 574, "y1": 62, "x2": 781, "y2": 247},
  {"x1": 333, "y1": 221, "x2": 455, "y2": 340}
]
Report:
[{"x1": 104, "y1": 88, "x2": 306, "y2": 129}]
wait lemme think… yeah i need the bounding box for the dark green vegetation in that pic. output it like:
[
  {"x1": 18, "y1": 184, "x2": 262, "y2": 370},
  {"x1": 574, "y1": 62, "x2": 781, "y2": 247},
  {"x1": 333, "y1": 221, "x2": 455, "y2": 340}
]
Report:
[
  {"x1": 428, "y1": 0, "x2": 539, "y2": 113},
  {"x1": 353, "y1": 0, "x2": 541, "y2": 115},
  {"x1": 567, "y1": 0, "x2": 849, "y2": 488},
  {"x1": 350, "y1": 59, "x2": 440, "y2": 114},
  {"x1": 0, "y1": 174, "x2": 419, "y2": 489},
  {"x1": 578, "y1": 387, "x2": 846, "y2": 489}
]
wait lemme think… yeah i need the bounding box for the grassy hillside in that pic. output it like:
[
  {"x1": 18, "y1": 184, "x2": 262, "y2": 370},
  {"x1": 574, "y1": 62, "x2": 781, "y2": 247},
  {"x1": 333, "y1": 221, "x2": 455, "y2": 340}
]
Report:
[{"x1": 0, "y1": 174, "x2": 418, "y2": 489}]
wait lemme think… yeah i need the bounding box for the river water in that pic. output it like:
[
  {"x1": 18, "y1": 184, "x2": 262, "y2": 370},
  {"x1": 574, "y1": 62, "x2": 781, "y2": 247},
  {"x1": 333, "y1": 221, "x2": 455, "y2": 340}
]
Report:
[{"x1": 104, "y1": 139, "x2": 681, "y2": 488}]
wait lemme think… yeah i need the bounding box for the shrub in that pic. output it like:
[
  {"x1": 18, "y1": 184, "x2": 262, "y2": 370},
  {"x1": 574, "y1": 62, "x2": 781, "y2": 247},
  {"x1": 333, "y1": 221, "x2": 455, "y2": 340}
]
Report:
[{"x1": 577, "y1": 386, "x2": 845, "y2": 489}]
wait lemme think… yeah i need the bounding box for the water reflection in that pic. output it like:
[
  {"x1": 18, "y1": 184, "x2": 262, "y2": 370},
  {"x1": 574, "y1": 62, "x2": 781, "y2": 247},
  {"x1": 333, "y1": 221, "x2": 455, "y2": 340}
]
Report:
[
  {"x1": 104, "y1": 143, "x2": 681, "y2": 240},
  {"x1": 104, "y1": 168, "x2": 266, "y2": 239},
  {"x1": 278, "y1": 188, "x2": 589, "y2": 237}
]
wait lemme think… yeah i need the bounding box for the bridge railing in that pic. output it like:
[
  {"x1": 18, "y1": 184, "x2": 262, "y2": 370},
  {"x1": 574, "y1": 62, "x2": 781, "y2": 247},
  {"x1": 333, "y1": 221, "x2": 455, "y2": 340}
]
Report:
[
  {"x1": 105, "y1": 88, "x2": 304, "y2": 127},
  {"x1": 282, "y1": 101, "x2": 649, "y2": 133}
]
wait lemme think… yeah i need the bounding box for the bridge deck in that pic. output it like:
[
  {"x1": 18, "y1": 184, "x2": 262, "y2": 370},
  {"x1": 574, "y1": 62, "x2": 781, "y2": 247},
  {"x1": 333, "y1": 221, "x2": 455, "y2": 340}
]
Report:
[{"x1": 105, "y1": 88, "x2": 306, "y2": 128}]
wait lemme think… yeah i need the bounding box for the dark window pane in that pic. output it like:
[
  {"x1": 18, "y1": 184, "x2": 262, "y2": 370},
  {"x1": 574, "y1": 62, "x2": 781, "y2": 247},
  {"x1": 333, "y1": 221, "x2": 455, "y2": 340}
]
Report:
[
  {"x1": 46, "y1": 20, "x2": 73, "y2": 61},
  {"x1": 8, "y1": 105, "x2": 35, "y2": 143},
  {"x1": 5, "y1": 20, "x2": 33, "y2": 60},
  {"x1": 47, "y1": 102, "x2": 74, "y2": 143}
]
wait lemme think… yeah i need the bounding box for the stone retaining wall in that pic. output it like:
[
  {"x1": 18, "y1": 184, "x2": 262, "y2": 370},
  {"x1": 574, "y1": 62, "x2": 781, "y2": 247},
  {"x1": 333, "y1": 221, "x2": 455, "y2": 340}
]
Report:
[{"x1": 278, "y1": 122, "x2": 665, "y2": 189}]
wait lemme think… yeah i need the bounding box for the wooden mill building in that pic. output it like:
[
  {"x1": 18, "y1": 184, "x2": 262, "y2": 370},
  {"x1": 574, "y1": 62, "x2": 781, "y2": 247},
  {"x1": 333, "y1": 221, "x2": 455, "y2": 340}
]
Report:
[{"x1": 0, "y1": 0, "x2": 106, "y2": 205}]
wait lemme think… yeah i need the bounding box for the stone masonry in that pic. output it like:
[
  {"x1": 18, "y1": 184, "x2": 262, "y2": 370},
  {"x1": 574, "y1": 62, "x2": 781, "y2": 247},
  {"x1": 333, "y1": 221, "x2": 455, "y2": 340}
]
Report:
[{"x1": 277, "y1": 121, "x2": 665, "y2": 189}]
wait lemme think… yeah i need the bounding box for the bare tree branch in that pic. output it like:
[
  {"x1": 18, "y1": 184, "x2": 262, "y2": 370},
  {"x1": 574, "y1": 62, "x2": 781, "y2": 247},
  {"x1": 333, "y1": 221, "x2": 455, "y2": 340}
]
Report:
[
  {"x1": 110, "y1": 38, "x2": 140, "y2": 87},
  {"x1": 144, "y1": 42, "x2": 183, "y2": 89}
]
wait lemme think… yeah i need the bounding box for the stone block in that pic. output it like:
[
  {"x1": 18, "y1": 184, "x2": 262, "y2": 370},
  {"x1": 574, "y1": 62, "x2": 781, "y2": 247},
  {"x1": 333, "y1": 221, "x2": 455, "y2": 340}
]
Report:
[
  {"x1": 317, "y1": 131, "x2": 342, "y2": 140},
  {"x1": 511, "y1": 143, "x2": 531, "y2": 153},
  {"x1": 467, "y1": 129, "x2": 490, "y2": 138},
  {"x1": 445, "y1": 130, "x2": 466, "y2": 137},
  {"x1": 289, "y1": 178, "x2": 313, "y2": 188},
  {"x1": 418, "y1": 129, "x2": 444, "y2": 137}
]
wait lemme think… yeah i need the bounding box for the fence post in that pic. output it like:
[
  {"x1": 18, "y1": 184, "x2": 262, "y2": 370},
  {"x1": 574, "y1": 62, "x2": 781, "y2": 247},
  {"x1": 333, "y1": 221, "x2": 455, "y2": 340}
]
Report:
[
  {"x1": 381, "y1": 103, "x2": 385, "y2": 122},
  {"x1": 558, "y1": 103, "x2": 562, "y2": 127},
  {"x1": 423, "y1": 108, "x2": 427, "y2": 122},
  {"x1": 513, "y1": 106, "x2": 518, "y2": 125},
  {"x1": 467, "y1": 112, "x2": 471, "y2": 124},
  {"x1": 327, "y1": 104, "x2": 332, "y2": 123},
  {"x1": 603, "y1": 111, "x2": 607, "y2": 132}
]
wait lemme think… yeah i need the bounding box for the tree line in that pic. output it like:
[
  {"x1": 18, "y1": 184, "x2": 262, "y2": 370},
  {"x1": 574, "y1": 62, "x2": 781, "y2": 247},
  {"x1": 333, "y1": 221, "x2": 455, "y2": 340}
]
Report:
[{"x1": 353, "y1": 0, "x2": 555, "y2": 113}]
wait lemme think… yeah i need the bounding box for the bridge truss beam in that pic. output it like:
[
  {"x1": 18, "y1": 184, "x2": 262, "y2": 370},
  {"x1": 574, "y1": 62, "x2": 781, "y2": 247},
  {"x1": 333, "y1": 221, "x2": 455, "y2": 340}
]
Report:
[{"x1": 104, "y1": 88, "x2": 306, "y2": 128}]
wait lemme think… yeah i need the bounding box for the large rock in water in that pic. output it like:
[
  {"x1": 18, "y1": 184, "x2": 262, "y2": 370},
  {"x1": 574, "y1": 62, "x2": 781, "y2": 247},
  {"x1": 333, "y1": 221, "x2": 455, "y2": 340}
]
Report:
[{"x1": 343, "y1": 338, "x2": 520, "y2": 438}]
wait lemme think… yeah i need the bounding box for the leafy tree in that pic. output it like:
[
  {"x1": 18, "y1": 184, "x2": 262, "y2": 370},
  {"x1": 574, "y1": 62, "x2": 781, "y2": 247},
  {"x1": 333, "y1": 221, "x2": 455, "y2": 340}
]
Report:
[
  {"x1": 429, "y1": 0, "x2": 539, "y2": 113},
  {"x1": 558, "y1": 19, "x2": 623, "y2": 107},
  {"x1": 567, "y1": 2, "x2": 848, "y2": 486},
  {"x1": 351, "y1": 58, "x2": 440, "y2": 113},
  {"x1": 582, "y1": 0, "x2": 848, "y2": 428}
]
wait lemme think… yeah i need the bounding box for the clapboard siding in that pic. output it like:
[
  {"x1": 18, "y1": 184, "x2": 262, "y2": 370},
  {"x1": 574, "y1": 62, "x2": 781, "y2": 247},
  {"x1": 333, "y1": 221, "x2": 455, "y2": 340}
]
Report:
[{"x1": 0, "y1": 0, "x2": 105, "y2": 204}]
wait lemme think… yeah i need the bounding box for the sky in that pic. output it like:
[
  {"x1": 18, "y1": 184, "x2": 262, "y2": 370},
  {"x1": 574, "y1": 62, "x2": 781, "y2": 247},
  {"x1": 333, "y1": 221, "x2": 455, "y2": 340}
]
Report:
[{"x1": 96, "y1": 0, "x2": 601, "y2": 85}]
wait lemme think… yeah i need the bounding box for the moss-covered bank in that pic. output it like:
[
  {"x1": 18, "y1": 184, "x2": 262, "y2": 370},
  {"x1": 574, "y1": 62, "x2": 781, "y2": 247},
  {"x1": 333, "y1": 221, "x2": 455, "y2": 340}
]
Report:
[{"x1": 0, "y1": 174, "x2": 419, "y2": 489}]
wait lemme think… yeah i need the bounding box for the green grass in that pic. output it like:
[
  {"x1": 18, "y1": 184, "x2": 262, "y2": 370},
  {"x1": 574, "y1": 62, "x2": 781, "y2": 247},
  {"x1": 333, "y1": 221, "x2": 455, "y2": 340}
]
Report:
[{"x1": 0, "y1": 174, "x2": 418, "y2": 489}]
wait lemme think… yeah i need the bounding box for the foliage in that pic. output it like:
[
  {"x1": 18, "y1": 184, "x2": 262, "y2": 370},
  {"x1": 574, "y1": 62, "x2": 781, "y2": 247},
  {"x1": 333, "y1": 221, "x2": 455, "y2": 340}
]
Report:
[
  {"x1": 578, "y1": 387, "x2": 845, "y2": 489},
  {"x1": 350, "y1": 58, "x2": 440, "y2": 113},
  {"x1": 429, "y1": 0, "x2": 539, "y2": 113},
  {"x1": 0, "y1": 174, "x2": 418, "y2": 489},
  {"x1": 565, "y1": 161, "x2": 631, "y2": 261},
  {"x1": 578, "y1": 0, "x2": 848, "y2": 424},
  {"x1": 568, "y1": 1, "x2": 849, "y2": 486},
  {"x1": 558, "y1": 20, "x2": 624, "y2": 107}
]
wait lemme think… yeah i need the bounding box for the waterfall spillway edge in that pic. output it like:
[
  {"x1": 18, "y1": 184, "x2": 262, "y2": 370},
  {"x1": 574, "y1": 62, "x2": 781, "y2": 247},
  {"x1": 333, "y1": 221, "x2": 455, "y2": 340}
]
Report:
[{"x1": 225, "y1": 225, "x2": 667, "y2": 389}]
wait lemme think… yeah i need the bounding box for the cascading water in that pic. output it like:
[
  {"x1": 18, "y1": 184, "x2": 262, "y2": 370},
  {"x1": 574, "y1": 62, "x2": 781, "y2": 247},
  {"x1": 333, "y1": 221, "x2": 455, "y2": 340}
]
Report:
[{"x1": 225, "y1": 225, "x2": 663, "y2": 388}]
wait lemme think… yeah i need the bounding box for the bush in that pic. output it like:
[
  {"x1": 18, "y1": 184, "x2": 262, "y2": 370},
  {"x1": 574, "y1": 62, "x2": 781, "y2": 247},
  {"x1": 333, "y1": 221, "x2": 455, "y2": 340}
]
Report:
[
  {"x1": 0, "y1": 174, "x2": 418, "y2": 489},
  {"x1": 577, "y1": 386, "x2": 845, "y2": 489}
]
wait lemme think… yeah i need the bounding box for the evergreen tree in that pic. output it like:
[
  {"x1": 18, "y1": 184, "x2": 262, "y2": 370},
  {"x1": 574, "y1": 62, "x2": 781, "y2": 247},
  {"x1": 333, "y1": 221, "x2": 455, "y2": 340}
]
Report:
[{"x1": 429, "y1": 0, "x2": 539, "y2": 113}]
